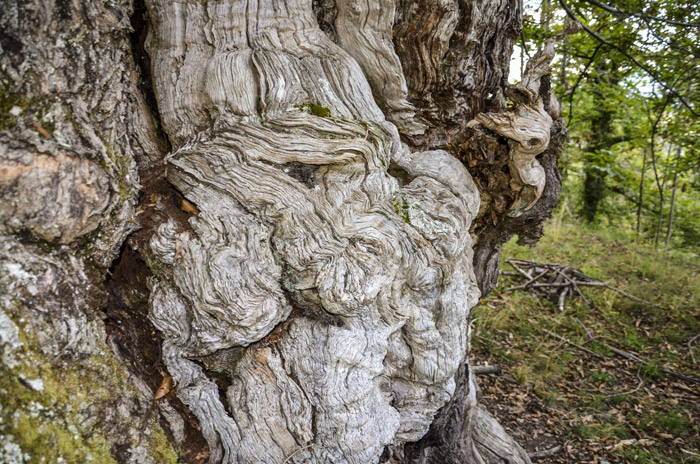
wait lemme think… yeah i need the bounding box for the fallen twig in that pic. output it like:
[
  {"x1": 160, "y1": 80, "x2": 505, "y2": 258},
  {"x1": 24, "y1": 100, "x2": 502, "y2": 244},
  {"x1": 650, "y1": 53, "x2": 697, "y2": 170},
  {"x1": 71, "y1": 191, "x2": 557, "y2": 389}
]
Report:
[
  {"x1": 472, "y1": 365, "x2": 501, "y2": 375},
  {"x1": 688, "y1": 332, "x2": 700, "y2": 365},
  {"x1": 607, "y1": 371, "x2": 644, "y2": 398},
  {"x1": 508, "y1": 268, "x2": 550, "y2": 291},
  {"x1": 503, "y1": 259, "x2": 662, "y2": 311},
  {"x1": 602, "y1": 340, "x2": 700, "y2": 385},
  {"x1": 544, "y1": 330, "x2": 700, "y2": 385},
  {"x1": 529, "y1": 445, "x2": 562, "y2": 459},
  {"x1": 508, "y1": 260, "x2": 533, "y2": 280},
  {"x1": 605, "y1": 285, "x2": 664, "y2": 308},
  {"x1": 574, "y1": 318, "x2": 594, "y2": 341},
  {"x1": 543, "y1": 330, "x2": 606, "y2": 360},
  {"x1": 557, "y1": 287, "x2": 569, "y2": 312}
]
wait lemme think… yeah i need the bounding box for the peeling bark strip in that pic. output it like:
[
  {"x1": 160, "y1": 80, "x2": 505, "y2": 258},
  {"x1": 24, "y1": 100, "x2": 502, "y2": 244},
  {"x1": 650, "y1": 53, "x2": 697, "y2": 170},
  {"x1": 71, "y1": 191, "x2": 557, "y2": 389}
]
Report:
[{"x1": 2, "y1": 0, "x2": 566, "y2": 462}]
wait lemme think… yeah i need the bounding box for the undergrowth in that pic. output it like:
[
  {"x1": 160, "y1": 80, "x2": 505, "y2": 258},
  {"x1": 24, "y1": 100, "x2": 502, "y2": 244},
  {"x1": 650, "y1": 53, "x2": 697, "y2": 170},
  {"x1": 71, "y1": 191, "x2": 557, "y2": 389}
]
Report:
[{"x1": 473, "y1": 217, "x2": 700, "y2": 464}]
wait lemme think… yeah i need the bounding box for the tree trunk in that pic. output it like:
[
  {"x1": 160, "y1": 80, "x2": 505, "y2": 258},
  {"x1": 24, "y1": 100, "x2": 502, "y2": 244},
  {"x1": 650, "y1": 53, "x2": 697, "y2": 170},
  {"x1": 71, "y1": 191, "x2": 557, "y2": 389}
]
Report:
[
  {"x1": 580, "y1": 76, "x2": 614, "y2": 223},
  {"x1": 648, "y1": 97, "x2": 668, "y2": 248},
  {"x1": 664, "y1": 147, "x2": 681, "y2": 247},
  {"x1": 0, "y1": 1, "x2": 566, "y2": 463},
  {"x1": 636, "y1": 148, "x2": 647, "y2": 234}
]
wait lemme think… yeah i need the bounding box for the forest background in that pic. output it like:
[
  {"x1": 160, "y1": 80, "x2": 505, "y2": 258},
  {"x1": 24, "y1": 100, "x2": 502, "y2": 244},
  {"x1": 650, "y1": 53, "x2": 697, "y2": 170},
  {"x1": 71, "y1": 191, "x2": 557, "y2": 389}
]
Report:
[
  {"x1": 474, "y1": 1, "x2": 699, "y2": 462},
  {"x1": 515, "y1": 0, "x2": 699, "y2": 247}
]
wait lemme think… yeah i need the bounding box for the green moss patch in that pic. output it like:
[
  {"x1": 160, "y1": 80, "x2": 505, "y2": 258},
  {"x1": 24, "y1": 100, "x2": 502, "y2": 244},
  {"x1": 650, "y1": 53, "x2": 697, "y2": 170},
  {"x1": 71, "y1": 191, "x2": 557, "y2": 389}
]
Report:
[
  {"x1": 0, "y1": 309, "x2": 177, "y2": 463},
  {"x1": 297, "y1": 103, "x2": 332, "y2": 118}
]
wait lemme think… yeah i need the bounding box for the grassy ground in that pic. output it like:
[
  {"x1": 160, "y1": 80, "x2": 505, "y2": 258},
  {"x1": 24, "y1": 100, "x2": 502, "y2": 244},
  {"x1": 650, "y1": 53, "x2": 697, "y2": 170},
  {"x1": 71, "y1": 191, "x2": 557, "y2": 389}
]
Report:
[{"x1": 472, "y1": 216, "x2": 700, "y2": 463}]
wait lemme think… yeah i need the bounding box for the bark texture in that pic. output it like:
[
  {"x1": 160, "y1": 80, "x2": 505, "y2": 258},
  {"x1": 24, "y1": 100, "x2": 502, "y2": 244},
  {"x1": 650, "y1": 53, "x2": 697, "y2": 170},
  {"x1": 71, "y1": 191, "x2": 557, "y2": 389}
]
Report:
[
  {"x1": 0, "y1": 0, "x2": 175, "y2": 462},
  {"x1": 0, "y1": 0, "x2": 566, "y2": 463}
]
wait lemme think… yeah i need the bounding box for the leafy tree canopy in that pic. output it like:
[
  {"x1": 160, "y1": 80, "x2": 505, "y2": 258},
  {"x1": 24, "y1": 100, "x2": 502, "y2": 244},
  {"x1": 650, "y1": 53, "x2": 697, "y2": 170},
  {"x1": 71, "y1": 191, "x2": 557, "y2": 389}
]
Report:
[{"x1": 518, "y1": 0, "x2": 700, "y2": 248}]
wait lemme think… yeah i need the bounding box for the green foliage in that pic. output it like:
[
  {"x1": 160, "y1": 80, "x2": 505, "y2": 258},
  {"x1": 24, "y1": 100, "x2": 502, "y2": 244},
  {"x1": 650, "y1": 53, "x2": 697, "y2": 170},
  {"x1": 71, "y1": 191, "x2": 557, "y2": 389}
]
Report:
[
  {"x1": 640, "y1": 361, "x2": 661, "y2": 379},
  {"x1": 519, "y1": 0, "x2": 700, "y2": 249}
]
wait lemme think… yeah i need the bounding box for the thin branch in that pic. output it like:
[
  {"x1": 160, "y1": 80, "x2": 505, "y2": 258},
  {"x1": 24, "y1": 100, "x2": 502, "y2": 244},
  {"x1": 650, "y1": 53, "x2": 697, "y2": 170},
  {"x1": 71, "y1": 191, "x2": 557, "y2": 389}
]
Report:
[
  {"x1": 544, "y1": 330, "x2": 607, "y2": 359},
  {"x1": 520, "y1": 29, "x2": 531, "y2": 60},
  {"x1": 646, "y1": 94, "x2": 670, "y2": 246},
  {"x1": 507, "y1": 260, "x2": 533, "y2": 280},
  {"x1": 640, "y1": 17, "x2": 700, "y2": 60},
  {"x1": 472, "y1": 365, "x2": 501, "y2": 375},
  {"x1": 557, "y1": 287, "x2": 569, "y2": 312},
  {"x1": 688, "y1": 333, "x2": 700, "y2": 365},
  {"x1": 578, "y1": 0, "x2": 700, "y2": 28},
  {"x1": 566, "y1": 42, "x2": 604, "y2": 126},
  {"x1": 558, "y1": 0, "x2": 699, "y2": 116},
  {"x1": 602, "y1": 341, "x2": 700, "y2": 385},
  {"x1": 575, "y1": 318, "x2": 594, "y2": 341},
  {"x1": 556, "y1": 267, "x2": 592, "y2": 308},
  {"x1": 605, "y1": 285, "x2": 664, "y2": 308},
  {"x1": 606, "y1": 370, "x2": 644, "y2": 397},
  {"x1": 529, "y1": 445, "x2": 562, "y2": 460},
  {"x1": 544, "y1": 330, "x2": 700, "y2": 385},
  {"x1": 506, "y1": 268, "x2": 549, "y2": 290}
]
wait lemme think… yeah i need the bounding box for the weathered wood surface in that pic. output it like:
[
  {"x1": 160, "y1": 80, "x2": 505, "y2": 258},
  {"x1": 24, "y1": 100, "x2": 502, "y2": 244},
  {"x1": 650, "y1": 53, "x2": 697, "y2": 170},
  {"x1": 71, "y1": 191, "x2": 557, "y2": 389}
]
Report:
[{"x1": 0, "y1": 0, "x2": 565, "y2": 462}]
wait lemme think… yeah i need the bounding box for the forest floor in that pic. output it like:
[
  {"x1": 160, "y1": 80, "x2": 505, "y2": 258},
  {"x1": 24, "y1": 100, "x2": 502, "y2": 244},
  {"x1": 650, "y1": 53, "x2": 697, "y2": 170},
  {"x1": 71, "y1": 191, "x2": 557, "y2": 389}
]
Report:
[{"x1": 472, "y1": 218, "x2": 700, "y2": 464}]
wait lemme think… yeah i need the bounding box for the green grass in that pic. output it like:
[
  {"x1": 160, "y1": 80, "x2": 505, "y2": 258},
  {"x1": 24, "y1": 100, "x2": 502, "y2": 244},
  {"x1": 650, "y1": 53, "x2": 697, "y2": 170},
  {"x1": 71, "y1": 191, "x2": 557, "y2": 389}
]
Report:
[{"x1": 473, "y1": 217, "x2": 700, "y2": 464}]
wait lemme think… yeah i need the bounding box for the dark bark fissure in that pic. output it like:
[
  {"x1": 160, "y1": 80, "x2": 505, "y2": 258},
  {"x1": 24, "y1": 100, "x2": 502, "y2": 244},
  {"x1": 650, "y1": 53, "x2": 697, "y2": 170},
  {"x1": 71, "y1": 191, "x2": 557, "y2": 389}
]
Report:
[
  {"x1": 129, "y1": 0, "x2": 171, "y2": 154},
  {"x1": 312, "y1": 0, "x2": 338, "y2": 43},
  {"x1": 99, "y1": 130, "x2": 210, "y2": 458},
  {"x1": 104, "y1": 243, "x2": 211, "y2": 463},
  {"x1": 265, "y1": 161, "x2": 320, "y2": 189},
  {"x1": 97, "y1": 2, "x2": 213, "y2": 460}
]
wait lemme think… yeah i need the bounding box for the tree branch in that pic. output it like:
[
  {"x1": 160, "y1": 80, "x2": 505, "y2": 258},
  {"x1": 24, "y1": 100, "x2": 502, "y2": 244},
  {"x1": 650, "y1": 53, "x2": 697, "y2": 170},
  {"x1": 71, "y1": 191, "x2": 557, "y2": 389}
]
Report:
[
  {"x1": 640, "y1": 17, "x2": 700, "y2": 60},
  {"x1": 566, "y1": 42, "x2": 603, "y2": 126},
  {"x1": 578, "y1": 0, "x2": 700, "y2": 28},
  {"x1": 558, "y1": 0, "x2": 699, "y2": 117}
]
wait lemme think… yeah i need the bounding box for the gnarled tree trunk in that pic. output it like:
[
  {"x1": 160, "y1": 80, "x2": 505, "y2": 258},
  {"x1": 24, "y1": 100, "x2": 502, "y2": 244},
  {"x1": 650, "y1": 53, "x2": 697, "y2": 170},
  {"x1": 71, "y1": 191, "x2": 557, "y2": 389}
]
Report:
[{"x1": 0, "y1": 1, "x2": 566, "y2": 463}]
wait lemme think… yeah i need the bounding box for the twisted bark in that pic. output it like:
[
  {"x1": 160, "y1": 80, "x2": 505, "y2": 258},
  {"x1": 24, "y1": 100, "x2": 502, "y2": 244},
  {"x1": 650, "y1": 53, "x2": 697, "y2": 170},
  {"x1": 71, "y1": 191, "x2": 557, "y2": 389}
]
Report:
[{"x1": 0, "y1": 0, "x2": 566, "y2": 463}]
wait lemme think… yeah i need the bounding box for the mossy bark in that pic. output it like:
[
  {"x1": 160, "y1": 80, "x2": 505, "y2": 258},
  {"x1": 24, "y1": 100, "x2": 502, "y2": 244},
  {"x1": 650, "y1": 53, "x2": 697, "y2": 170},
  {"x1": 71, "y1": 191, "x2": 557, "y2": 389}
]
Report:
[{"x1": 0, "y1": 0, "x2": 175, "y2": 462}]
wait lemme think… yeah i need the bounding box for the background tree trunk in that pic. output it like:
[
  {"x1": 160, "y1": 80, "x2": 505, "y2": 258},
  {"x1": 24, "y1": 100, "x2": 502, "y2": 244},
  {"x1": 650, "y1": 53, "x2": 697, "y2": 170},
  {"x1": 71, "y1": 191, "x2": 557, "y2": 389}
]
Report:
[
  {"x1": 636, "y1": 148, "x2": 647, "y2": 234},
  {"x1": 0, "y1": 1, "x2": 565, "y2": 463},
  {"x1": 663, "y1": 146, "x2": 681, "y2": 247}
]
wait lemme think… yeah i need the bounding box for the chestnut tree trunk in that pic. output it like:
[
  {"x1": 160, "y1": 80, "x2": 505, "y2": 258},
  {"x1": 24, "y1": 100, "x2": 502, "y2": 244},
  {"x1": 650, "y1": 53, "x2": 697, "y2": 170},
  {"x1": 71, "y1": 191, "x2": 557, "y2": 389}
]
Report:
[{"x1": 0, "y1": 0, "x2": 567, "y2": 463}]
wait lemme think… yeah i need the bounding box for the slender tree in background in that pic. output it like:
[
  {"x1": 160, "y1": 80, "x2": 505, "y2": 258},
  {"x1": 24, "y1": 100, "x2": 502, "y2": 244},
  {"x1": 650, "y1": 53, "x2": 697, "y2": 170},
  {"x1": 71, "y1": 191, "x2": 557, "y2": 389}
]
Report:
[
  {"x1": 664, "y1": 146, "x2": 681, "y2": 246},
  {"x1": 636, "y1": 148, "x2": 647, "y2": 233}
]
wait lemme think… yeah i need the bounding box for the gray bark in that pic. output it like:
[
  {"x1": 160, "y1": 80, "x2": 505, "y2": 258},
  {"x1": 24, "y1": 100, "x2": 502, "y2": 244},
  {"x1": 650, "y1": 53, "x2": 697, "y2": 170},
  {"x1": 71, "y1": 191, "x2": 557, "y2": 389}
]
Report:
[
  {"x1": 0, "y1": 1, "x2": 566, "y2": 463},
  {"x1": 0, "y1": 0, "x2": 173, "y2": 462}
]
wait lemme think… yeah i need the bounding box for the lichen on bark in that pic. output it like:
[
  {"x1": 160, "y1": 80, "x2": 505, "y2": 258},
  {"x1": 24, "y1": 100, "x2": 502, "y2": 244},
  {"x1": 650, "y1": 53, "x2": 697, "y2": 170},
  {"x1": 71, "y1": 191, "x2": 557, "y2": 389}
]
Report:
[{"x1": 0, "y1": 0, "x2": 176, "y2": 461}]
